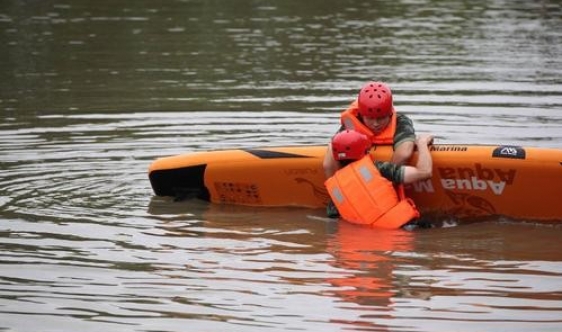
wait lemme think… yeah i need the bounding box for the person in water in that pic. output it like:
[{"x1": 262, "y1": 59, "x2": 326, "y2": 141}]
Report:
[
  {"x1": 322, "y1": 81, "x2": 416, "y2": 179},
  {"x1": 324, "y1": 129, "x2": 434, "y2": 229}
]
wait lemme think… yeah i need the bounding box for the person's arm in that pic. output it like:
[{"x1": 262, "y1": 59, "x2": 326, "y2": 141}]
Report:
[
  {"x1": 390, "y1": 141, "x2": 414, "y2": 165},
  {"x1": 323, "y1": 143, "x2": 340, "y2": 178},
  {"x1": 390, "y1": 114, "x2": 416, "y2": 165},
  {"x1": 402, "y1": 134, "x2": 433, "y2": 184}
]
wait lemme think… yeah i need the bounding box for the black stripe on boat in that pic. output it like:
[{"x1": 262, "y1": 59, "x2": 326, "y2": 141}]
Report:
[{"x1": 243, "y1": 149, "x2": 310, "y2": 159}]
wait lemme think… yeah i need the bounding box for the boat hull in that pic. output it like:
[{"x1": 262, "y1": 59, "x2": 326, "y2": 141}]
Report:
[{"x1": 148, "y1": 144, "x2": 562, "y2": 222}]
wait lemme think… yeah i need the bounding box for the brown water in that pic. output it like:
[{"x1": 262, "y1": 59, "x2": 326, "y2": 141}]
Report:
[{"x1": 1, "y1": 0, "x2": 562, "y2": 331}]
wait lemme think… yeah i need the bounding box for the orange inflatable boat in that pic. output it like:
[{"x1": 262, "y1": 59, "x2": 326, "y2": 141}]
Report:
[{"x1": 148, "y1": 144, "x2": 562, "y2": 223}]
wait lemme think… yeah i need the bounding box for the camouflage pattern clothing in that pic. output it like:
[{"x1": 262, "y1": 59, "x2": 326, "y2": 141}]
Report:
[
  {"x1": 391, "y1": 113, "x2": 416, "y2": 150},
  {"x1": 373, "y1": 160, "x2": 405, "y2": 184}
]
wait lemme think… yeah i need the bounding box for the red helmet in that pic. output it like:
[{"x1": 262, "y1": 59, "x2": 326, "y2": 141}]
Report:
[
  {"x1": 357, "y1": 81, "x2": 393, "y2": 118},
  {"x1": 331, "y1": 130, "x2": 371, "y2": 161}
]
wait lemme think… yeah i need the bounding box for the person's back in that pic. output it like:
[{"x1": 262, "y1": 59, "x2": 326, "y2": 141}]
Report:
[{"x1": 324, "y1": 129, "x2": 434, "y2": 229}]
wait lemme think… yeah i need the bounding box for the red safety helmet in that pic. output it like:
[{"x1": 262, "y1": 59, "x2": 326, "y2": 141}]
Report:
[
  {"x1": 357, "y1": 81, "x2": 393, "y2": 118},
  {"x1": 331, "y1": 130, "x2": 371, "y2": 161}
]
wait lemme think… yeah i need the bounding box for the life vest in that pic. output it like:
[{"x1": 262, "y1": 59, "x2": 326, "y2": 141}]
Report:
[
  {"x1": 340, "y1": 100, "x2": 397, "y2": 145},
  {"x1": 324, "y1": 155, "x2": 420, "y2": 229}
]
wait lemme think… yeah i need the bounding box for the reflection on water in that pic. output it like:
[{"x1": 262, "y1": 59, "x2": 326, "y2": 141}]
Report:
[{"x1": 1, "y1": 0, "x2": 562, "y2": 331}]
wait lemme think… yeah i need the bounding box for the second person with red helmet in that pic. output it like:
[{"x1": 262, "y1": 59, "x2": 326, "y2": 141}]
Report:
[{"x1": 325, "y1": 129, "x2": 434, "y2": 229}]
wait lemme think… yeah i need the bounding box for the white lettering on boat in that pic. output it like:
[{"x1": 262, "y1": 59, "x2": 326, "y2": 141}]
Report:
[
  {"x1": 499, "y1": 146, "x2": 519, "y2": 156},
  {"x1": 411, "y1": 179, "x2": 435, "y2": 193},
  {"x1": 437, "y1": 163, "x2": 516, "y2": 195},
  {"x1": 440, "y1": 177, "x2": 506, "y2": 195}
]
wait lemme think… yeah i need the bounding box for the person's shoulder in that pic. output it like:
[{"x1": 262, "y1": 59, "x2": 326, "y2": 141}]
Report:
[
  {"x1": 393, "y1": 111, "x2": 416, "y2": 143},
  {"x1": 396, "y1": 112, "x2": 413, "y2": 122},
  {"x1": 395, "y1": 112, "x2": 414, "y2": 129}
]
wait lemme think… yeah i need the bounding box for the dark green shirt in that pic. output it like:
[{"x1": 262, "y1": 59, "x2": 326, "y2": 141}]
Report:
[
  {"x1": 374, "y1": 161, "x2": 405, "y2": 184},
  {"x1": 392, "y1": 114, "x2": 416, "y2": 150}
]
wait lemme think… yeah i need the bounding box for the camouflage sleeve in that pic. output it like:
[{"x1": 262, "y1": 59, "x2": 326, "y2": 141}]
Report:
[
  {"x1": 393, "y1": 113, "x2": 416, "y2": 150},
  {"x1": 374, "y1": 161, "x2": 405, "y2": 184}
]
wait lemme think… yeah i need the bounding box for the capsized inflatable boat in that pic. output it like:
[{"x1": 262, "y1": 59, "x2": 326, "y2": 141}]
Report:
[{"x1": 148, "y1": 144, "x2": 562, "y2": 223}]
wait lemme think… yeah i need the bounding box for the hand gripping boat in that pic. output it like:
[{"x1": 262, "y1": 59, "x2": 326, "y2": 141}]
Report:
[{"x1": 148, "y1": 144, "x2": 562, "y2": 223}]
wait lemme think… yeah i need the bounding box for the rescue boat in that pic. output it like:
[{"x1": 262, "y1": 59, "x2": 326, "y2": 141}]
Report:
[{"x1": 148, "y1": 144, "x2": 562, "y2": 223}]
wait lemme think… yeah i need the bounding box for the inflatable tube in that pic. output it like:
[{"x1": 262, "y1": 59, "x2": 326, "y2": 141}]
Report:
[{"x1": 148, "y1": 144, "x2": 562, "y2": 222}]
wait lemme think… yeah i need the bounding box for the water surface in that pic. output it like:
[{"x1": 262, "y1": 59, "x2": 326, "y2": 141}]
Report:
[{"x1": 1, "y1": 0, "x2": 562, "y2": 331}]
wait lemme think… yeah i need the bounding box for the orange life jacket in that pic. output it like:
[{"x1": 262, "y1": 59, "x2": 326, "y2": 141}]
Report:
[
  {"x1": 324, "y1": 155, "x2": 420, "y2": 229},
  {"x1": 340, "y1": 100, "x2": 397, "y2": 145}
]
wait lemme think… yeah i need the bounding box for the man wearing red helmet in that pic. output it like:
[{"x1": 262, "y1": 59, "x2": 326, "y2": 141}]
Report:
[
  {"x1": 323, "y1": 81, "x2": 416, "y2": 178},
  {"x1": 323, "y1": 81, "x2": 416, "y2": 219},
  {"x1": 325, "y1": 129, "x2": 434, "y2": 229}
]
